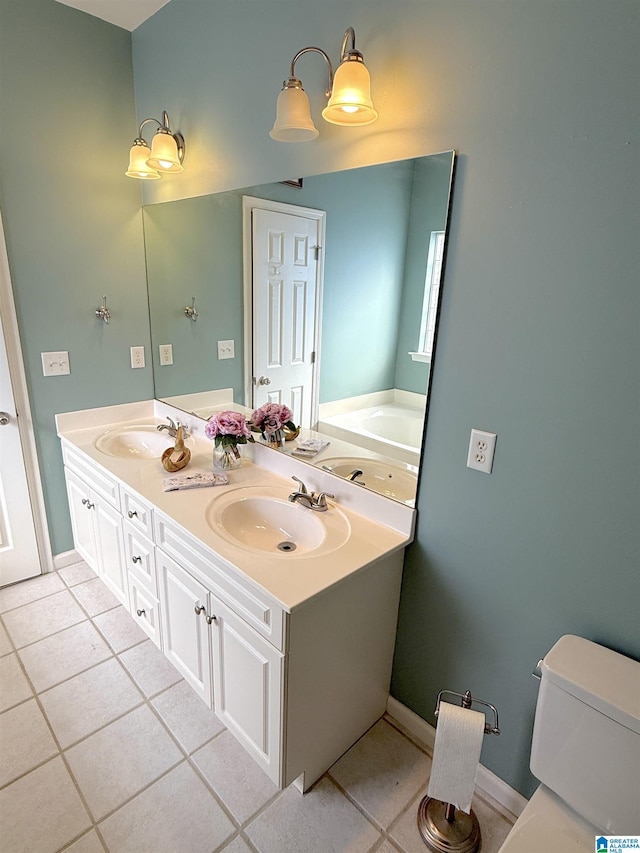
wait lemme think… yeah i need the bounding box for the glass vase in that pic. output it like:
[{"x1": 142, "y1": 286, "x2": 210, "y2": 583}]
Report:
[
  {"x1": 213, "y1": 444, "x2": 242, "y2": 470},
  {"x1": 263, "y1": 429, "x2": 285, "y2": 450}
]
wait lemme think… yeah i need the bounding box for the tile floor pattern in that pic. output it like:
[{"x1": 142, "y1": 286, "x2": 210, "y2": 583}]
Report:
[{"x1": 0, "y1": 564, "x2": 516, "y2": 853}]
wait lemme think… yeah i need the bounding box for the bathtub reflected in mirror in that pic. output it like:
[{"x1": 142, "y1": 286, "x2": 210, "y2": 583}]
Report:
[{"x1": 145, "y1": 151, "x2": 456, "y2": 505}]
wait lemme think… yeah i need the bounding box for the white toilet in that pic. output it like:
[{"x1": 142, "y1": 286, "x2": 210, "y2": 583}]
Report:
[{"x1": 498, "y1": 634, "x2": 640, "y2": 851}]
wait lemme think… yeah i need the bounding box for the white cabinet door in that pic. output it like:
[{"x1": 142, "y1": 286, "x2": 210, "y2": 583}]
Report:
[
  {"x1": 94, "y1": 499, "x2": 127, "y2": 606},
  {"x1": 210, "y1": 593, "x2": 284, "y2": 785},
  {"x1": 157, "y1": 550, "x2": 212, "y2": 707},
  {"x1": 65, "y1": 469, "x2": 97, "y2": 568}
]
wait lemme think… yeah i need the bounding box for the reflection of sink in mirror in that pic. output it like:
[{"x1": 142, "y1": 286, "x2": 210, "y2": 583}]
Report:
[
  {"x1": 321, "y1": 457, "x2": 417, "y2": 504},
  {"x1": 94, "y1": 425, "x2": 185, "y2": 459},
  {"x1": 206, "y1": 485, "x2": 351, "y2": 557}
]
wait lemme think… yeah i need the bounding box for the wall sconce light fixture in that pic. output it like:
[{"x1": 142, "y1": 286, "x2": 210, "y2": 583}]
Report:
[
  {"x1": 270, "y1": 27, "x2": 378, "y2": 142},
  {"x1": 126, "y1": 110, "x2": 185, "y2": 180}
]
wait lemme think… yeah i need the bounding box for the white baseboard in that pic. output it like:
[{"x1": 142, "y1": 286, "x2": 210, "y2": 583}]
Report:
[
  {"x1": 53, "y1": 550, "x2": 81, "y2": 570},
  {"x1": 386, "y1": 696, "x2": 528, "y2": 820}
]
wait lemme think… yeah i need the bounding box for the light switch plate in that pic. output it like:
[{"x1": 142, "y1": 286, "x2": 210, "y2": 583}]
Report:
[
  {"x1": 41, "y1": 351, "x2": 70, "y2": 376},
  {"x1": 218, "y1": 339, "x2": 234, "y2": 360},
  {"x1": 467, "y1": 429, "x2": 497, "y2": 473}
]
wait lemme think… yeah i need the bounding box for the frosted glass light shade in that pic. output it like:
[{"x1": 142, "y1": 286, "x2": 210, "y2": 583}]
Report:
[
  {"x1": 125, "y1": 142, "x2": 161, "y2": 179},
  {"x1": 270, "y1": 85, "x2": 319, "y2": 142},
  {"x1": 322, "y1": 59, "x2": 378, "y2": 126},
  {"x1": 147, "y1": 130, "x2": 183, "y2": 172}
]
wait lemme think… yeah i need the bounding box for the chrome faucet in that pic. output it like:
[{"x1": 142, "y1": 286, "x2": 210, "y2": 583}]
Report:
[
  {"x1": 347, "y1": 469, "x2": 364, "y2": 482},
  {"x1": 288, "y1": 476, "x2": 334, "y2": 512},
  {"x1": 157, "y1": 417, "x2": 188, "y2": 439}
]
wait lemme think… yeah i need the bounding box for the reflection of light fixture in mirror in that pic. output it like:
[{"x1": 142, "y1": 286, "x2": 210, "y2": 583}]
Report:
[
  {"x1": 270, "y1": 27, "x2": 378, "y2": 142},
  {"x1": 126, "y1": 110, "x2": 185, "y2": 179},
  {"x1": 184, "y1": 296, "x2": 198, "y2": 321}
]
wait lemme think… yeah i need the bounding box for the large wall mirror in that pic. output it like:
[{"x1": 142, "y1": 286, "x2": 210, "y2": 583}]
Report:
[{"x1": 144, "y1": 150, "x2": 456, "y2": 506}]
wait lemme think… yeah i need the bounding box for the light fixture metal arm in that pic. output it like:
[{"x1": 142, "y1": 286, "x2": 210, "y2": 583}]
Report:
[
  {"x1": 340, "y1": 26, "x2": 361, "y2": 61},
  {"x1": 289, "y1": 46, "x2": 334, "y2": 98}
]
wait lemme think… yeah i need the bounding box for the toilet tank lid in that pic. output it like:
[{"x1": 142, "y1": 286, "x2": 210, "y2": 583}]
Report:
[{"x1": 542, "y1": 635, "x2": 640, "y2": 735}]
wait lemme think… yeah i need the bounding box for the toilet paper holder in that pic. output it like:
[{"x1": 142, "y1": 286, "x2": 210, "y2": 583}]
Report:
[
  {"x1": 435, "y1": 689, "x2": 500, "y2": 736},
  {"x1": 418, "y1": 689, "x2": 500, "y2": 853}
]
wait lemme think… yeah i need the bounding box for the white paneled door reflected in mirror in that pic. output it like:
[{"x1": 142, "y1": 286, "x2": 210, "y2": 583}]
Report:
[{"x1": 143, "y1": 151, "x2": 456, "y2": 506}]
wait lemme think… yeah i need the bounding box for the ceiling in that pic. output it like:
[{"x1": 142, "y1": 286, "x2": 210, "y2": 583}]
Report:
[{"x1": 55, "y1": 0, "x2": 170, "y2": 31}]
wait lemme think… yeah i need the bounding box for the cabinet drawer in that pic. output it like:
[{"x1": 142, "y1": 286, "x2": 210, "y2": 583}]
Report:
[
  {"x1": 120, "y1": 488, "x2": 154, "y2": 539},
  {"x1": 154, "y1": 513, "x2": 287, "y2": 652},
  {"x1": 128, "y1": 572, "x2": 162, "y2": 649},
  {"x1": 123, "y1": 522, "x2": 156, "y2": 593},
  {"x1": 62, "y1": 443, "x2": 120, "y2": 509}
]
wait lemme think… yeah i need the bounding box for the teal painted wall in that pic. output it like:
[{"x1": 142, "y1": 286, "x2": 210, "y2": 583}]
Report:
[
  {"x1": 0, "y1": 0, "x2": 151, "y2": 554},
  {"x1": 133, "y1": 0, "x2": 639, "y2": 797}
]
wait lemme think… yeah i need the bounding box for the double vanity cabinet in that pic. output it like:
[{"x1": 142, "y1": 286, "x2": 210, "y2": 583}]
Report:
[{"x1": 57, "y1": 402, "x2": 414, "y2": 792}]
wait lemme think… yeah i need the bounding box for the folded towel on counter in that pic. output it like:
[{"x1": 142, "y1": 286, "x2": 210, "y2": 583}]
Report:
[
  {"x1": 162, "y1": 472, "x2": 229, "y2": 492},
  {"x1": 292, "y1": 438, "x2": 330, "y2": 458}
]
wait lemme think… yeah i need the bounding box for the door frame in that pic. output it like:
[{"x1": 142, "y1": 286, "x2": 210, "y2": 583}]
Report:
[
  {"x1": 0, "y1": 209, "x2": 53, "y2": 574},
  {"x1": 242, "y1": 196, "x2": 326, "y2": 427}
]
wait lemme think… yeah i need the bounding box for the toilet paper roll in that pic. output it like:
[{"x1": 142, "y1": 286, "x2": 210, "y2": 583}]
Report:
[{"x1": 427, "y1": 701, "x2": 485, "y2": 814}]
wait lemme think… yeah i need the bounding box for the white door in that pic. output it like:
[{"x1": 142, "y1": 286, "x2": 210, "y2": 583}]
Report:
[
  {"x1": 0, "y1": 308, "x2": 40, "y2": 586},
  {"x1": 249, "y1": 202, "x2": 324, "y2": 429}
]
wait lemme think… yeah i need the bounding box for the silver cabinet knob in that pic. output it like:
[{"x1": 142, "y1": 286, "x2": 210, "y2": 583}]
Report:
[
  {"x1": 205, "y1": 614, "x2": 217, "y2": 624},
  {"x1": 127, "y1": 510, "x2": 138, "y2": 519},
  {"x1": 194, "y1": 604, "x2": 206, "y2": 616},
  {"x1": 0, "y1": 412, "x2": 10, "y2": 426},
  {"x1": 257, "y1": 376, "x2": 271, "y2": 386},
  {"x1": 136, "y1": 609, "x2": 145, "y2": 617},
  {"x1": 132, "y1": 555, "x2": 142, "y2": 564}
]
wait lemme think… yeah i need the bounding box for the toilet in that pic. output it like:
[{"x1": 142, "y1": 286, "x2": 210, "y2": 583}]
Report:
[{"x1": 498, "y1": 634, "x2": 640, "y2": 851}]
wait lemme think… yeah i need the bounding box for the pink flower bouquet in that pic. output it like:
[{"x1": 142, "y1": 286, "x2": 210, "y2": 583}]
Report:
[
  {"x1": 205, "y1": 410, "x2": 254, "y2": 450},
  {"x1": 251, "y1": 403, "x2": 296, "y2": 441}
]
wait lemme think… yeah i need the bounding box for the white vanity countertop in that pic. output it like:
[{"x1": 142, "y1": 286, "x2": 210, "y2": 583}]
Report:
[{"x1": 56, "y1": 402, "x2": 412, "y2": 613}]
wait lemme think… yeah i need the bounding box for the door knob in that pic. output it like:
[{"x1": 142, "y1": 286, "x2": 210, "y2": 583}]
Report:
[
  {"x1": 257, "y1": 376, "x2": 271, "y2": 386},
  {"x1": 0, "y1": 412, "x2": 10, "y2": 426}
]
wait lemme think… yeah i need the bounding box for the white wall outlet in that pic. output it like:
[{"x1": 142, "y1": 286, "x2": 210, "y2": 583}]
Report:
[
  {"x1": 217, "y1": 339, "x2": 234, "y2": 360},
  {"x1": 130, "y1": 346, "x2": 145, "y2": 369},
  {"x1": 467, "y1": 429, "x2": 497, "y2": 473},
  {"x1": 41, "y1": 351, "x2": 70, "y2": 376},
  {"x1": 159, "y1": 344, "x2": 173, "y2": 366}
]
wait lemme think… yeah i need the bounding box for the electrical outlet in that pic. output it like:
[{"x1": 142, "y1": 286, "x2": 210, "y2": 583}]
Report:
[
  {"x1": 467, "y1": 429, "x2": 497, "y2": 473},
  {"x1": 159, "y1": 344, "x2": 173, "y2": 366},
  {"x1": 41, "y1": 351, "x2": 70, "y2": 376},
  {"x1": 130, "y1": 346, "x2": 145, "y2": 369},
  {"x1": 217, "y1": 339, "x2": 235, "y2": 360}
]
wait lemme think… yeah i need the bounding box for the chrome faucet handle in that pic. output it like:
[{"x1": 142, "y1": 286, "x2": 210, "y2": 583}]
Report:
[
  {"x1": 313, "y1": 491, "x2": 334, "y2": 509},
  {"x1": 291, "y1": 475, "x2": 308, "y2": 494}
]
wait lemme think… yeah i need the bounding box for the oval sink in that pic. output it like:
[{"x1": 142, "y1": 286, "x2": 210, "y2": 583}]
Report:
[
  {"x1": 94, "y1": 425, "x2": 179, "y2": 459},
  {"x1": 321, "y1": 456, "x2": 417, "y2": 503},
  {"x1": 206, "y1": 485, "x2": 351, "y2": 557}
]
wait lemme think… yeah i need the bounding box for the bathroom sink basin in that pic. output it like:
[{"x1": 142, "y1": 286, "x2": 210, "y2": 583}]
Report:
[
  {"x1": 94, "y1": 425, "x2": 180, "y2": 459},
  {"x1": 206, "y1": 485, "x2": 351, "y2": 556},
  {"x1": 321, "y1": 456, "x2": 417, "y2": 503}
]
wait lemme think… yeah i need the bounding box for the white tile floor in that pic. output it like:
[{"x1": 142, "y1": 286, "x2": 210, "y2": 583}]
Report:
[{"x1": 0, "y1": 563, "x2": 515, "y2": 853}]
